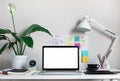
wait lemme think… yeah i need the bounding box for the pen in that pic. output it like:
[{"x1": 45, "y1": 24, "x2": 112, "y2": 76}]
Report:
[
  {"x1": 97, "y1": 54, "x2": 102, "y2": 66},
  {"x1": 101, "y1": 56, "x2": 106, "y2": 69}
]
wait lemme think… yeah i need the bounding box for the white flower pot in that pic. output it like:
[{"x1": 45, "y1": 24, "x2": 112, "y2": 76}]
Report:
[{"x1": 12, "y1": 55, "x2": 27, "y2": 69}]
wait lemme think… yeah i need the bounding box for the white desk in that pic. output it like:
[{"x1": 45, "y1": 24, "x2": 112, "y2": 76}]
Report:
[
  {"x1": 0, "y1": 73, "x2": 120, "y2": 80},
  {"x1": 0, "y1": 69, "x2": 120, "y2": 81}
]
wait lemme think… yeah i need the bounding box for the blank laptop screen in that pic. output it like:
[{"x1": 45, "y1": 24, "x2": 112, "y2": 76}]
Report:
[{"x1": 42, "y1": 46, "x2": 79, "y2": 70}]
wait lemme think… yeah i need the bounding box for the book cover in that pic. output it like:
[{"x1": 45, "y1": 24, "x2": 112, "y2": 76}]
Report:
[{"x1": 7, "y1": 69, "x2": 30, "y2": 75}]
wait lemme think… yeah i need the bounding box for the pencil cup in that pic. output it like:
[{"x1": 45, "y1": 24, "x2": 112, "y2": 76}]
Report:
[{"x1": 101, "y1": 59, "x2": 110, "y2": 70}]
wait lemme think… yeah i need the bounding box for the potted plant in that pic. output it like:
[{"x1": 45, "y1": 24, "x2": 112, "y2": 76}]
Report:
[{"x1": 0, "y1": 3, "x2": 52, "y2": 69}]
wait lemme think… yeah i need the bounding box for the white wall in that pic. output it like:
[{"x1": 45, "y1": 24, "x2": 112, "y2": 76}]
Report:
[{"x1": 0, "y1": 0, "x2": 120, "y2": 70}]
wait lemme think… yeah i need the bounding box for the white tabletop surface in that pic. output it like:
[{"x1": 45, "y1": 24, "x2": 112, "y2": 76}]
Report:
[
  {"x1": 0, "y1": 71, "x2": 120, "y2": 80},
  {"x1": 0, "y1": 69, "x2": 120, "y2": 80}
]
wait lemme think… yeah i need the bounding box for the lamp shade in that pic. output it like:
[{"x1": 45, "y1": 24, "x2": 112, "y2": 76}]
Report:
[{"x1": 77, "y1": 16, "x2": 91, "y2": 32}]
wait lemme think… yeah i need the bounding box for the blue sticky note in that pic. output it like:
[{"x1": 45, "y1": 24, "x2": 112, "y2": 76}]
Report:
[
  {"x1": 74, "y1": 36, "x2": 80, "y2": 42},
  {"x1": 82, "y1": 50, "x2": 89, "y2": 56}
]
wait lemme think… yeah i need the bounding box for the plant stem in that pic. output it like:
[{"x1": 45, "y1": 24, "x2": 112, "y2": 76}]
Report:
[
  {"x1": 17, "y1": 42, "x2": 20, "y2": 55},
  {"x1": 12, "y1": 46, "x2": 18, "y2": 55},
  {"x1": 7, "y1": 37, "x2": 17, "y2": 55},
  {"x1": 11, "y1": 9, "x2": 20, "y2": 55},
  {"x1": 19, "y1": 41, "x2": 23, "y2": 55},
  {"x1": 22, "y1": 44, "x2": 26, "y2": 55}
]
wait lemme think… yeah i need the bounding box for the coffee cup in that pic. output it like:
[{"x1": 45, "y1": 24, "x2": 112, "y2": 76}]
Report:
[{"x1": 87, "y1": 64, "x2": 100, "y2": 71}]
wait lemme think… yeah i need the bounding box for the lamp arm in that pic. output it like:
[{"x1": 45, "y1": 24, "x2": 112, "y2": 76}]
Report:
[
  {"x1": 89, "y1": 18, "x2": 119, "y2": 59},
  {"x1": 90, "y1": 19, "x2": 116, "y2": 38},
  {"x1": 105, "y1": 37, "x2": 116, "y2": 58}
]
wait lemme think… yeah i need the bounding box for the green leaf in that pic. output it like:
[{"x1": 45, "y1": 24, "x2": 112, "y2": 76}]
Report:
[
  {"x1": 22, "y1": 24, "x2": 52, "y2": 37},
  {"x1": 0, "y1": 43, "x2": 9, "y2": 54},
  {"x1": 0, "y1": 35, "x2": 7, "y2": 40},
  {"x1": 8, "y1": 42, "x2": 17, "y2": 49},
  {"x1": 22, "y1": 36, "x2": 33, "y2": 48},
  {"x1": 0, "y1": 29, "x2": 11, "y2": 34},
  {"x1": 8, "y1": 3, "x2": 16, "y2": 15}
]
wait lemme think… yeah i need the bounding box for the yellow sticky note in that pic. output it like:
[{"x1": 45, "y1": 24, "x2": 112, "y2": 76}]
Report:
[
  {"x1": 67, "y1": 42, "x2": 73, "y2": 46},
  {"x1": 82, "y1": 56, "x2": 89, "y2": 63}
]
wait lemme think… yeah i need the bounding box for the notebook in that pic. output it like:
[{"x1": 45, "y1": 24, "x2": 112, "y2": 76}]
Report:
[
  {"x1": 85, "y1": 70, "x2": 116, "y2": 74},
  {"x1": 38, "y1": 46, "x2": 81, "y2": 75}
]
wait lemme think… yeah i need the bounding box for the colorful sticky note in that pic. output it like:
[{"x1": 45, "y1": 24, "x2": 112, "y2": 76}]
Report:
[
  {"x1": 80, "y1": 40, "x2": 85, "y2": 43},
  {"x1": 82, "y1": 50, "x2": 89, "y2": 63},
  {"x1": 67, "y1": 42, "x2": 73, "y2": 46},
  {"x1": 81, "y1": 43, "x2": 85, "y2": 47},
  {"x1": 74, "y1": 36, "x2": 80, "y2": 42},
  {"x1": 65, "y1": 35, "x2": 88, "y2": 51},
  {"x1": 74, "y1": 43, "x2": 80, "y2": 48},
  {"x1": 80, "y1": 35, "x2": 85, "y2": 39},
  {"x1": 82, "y1": 56, "x2": 89, "y2": 62},
  {"x1": 67, "y1": 36, "x2": 73, "y2": 42},
  {"x1": 82, "y1": 50, "x2": 89, "y2": 56}
]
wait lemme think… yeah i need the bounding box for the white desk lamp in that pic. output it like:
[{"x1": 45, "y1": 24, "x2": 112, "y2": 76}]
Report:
[{"x1": 77, "y1": 16, "x2": 119, "y2": 68}]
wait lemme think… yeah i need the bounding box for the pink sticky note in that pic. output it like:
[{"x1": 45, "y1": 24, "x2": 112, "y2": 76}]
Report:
[{"x1": 74, "y1": 43, "x2": 80, "y2": 48}]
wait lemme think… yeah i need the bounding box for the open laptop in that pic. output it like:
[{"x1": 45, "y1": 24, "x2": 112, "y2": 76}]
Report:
[{"x1": 38, "y1": 46, "x2": 81, "y2": 75}]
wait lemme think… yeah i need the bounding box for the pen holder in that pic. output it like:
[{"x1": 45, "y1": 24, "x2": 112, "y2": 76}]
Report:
[{"x1": 101, "y1": 58, "x2": 110, "y2": 70}]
